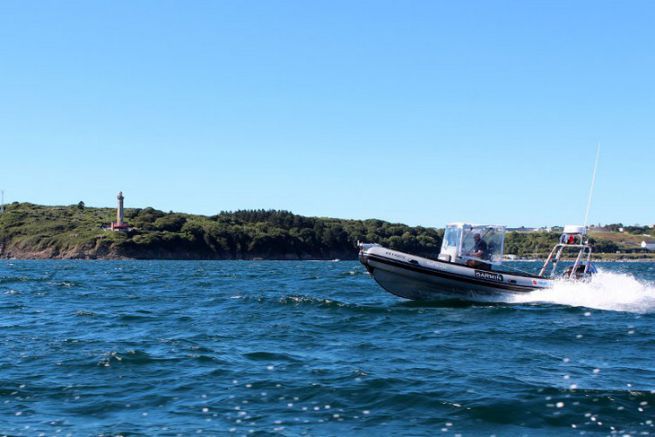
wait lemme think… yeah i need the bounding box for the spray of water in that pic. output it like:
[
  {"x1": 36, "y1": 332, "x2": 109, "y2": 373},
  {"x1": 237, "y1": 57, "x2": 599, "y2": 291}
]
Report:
[{"x1": 508, "y1": 270, "x2": 655, "y2": 313}]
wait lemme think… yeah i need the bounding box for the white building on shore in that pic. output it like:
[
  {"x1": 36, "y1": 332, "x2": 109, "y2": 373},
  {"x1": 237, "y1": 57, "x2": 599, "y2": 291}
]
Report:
[{"x1": 641, "y1": 241, "x2": 655, "y2": 251}]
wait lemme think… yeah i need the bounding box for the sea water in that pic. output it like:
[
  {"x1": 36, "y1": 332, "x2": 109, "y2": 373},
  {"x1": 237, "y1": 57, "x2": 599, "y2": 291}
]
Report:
[{"x1": 1, "y1": 260, "x2": 654, "y2": 435}]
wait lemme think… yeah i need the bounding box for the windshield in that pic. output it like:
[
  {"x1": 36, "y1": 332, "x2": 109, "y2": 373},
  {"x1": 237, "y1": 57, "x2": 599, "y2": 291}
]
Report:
[
  {"x1": 443, "y1": 226, "x2": 461, "y2": 249},
  {"x1": 461, "y1": 226, "x2": 505, "y2": 263}
]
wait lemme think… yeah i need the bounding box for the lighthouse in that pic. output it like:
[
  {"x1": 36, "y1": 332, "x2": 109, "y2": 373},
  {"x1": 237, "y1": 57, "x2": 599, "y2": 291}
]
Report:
[
  {"x1": 110, "y1": 191, "x2": 130, "y2": 231},
  {"x1": 116, "y1": 191, "x2": 124, "y2": 226}
]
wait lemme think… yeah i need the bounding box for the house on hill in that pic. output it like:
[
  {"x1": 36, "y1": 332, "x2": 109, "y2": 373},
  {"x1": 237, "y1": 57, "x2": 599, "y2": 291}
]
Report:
[{"x1": 641, "y1": 241, "x2": 655, "y2": 251}]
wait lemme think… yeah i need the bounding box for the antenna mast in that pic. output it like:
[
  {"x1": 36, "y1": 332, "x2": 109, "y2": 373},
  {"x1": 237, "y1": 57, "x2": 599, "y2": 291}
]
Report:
[{"x1": 583, "y1": 144, "x2": 600, "y2": 228}]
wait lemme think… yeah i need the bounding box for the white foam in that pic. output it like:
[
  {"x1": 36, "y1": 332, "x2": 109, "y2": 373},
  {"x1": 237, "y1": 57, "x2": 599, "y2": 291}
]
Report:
[{"x1": 507, "y1": 270, "x2": 655, "y2": 313}]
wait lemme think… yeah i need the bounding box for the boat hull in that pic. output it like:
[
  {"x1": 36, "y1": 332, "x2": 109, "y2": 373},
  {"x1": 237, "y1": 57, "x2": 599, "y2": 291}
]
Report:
[{"x1": 360, "y1": 246, "x2": 551, "y2": 301}]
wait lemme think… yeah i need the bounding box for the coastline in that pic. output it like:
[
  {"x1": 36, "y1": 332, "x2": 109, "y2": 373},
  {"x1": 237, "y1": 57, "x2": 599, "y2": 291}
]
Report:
[
  {"x1": 3, "y1": 253, "x2": 655, "y2": 262},
  {"x1": 1, "y1": 202, "x2": 654, "y2": 263}
]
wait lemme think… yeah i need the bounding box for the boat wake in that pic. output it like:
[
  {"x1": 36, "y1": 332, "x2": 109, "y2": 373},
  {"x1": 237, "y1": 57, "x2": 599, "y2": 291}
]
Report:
[{"x1": 508, "y1": 271, "x2": 655, "y2": 313}]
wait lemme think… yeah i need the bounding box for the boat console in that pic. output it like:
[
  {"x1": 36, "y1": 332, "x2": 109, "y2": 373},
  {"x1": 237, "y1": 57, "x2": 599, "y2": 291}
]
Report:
[{"x1": 438, "y1": 223, "x2": 506, "y2": 268}]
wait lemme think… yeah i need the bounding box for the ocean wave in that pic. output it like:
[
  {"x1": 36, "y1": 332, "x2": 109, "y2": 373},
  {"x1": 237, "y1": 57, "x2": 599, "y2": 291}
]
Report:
[
  {"x1": 243, "y1": 351, "x2": 302, "y2": 363},
  {"x1": 96, "y1": 349, "x2": 164, "y2": 367},
  {"x1": 75, "y1": 310, "x2": 98, "y2": 317},
  {"x1": 0, "y1": 274, "x2": 55, "y2": 284}
]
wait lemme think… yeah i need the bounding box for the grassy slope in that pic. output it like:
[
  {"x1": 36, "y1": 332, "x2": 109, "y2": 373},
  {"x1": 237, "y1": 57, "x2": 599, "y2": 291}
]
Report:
[
  {"x1": 588, "y1": 230, "x2": 650, "y2": 249},
  {"x1": 0, "y1": 203, "x2": 126, "y2": 257}
]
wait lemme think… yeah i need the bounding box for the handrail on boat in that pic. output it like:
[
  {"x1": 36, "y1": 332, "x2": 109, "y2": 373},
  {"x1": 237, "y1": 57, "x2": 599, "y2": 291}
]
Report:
[{"x1": 539, "y1": 243, "x2": 593, "y2": 279}]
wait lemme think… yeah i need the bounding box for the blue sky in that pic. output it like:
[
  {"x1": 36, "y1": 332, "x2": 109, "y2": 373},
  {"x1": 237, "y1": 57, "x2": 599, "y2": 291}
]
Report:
[{"x1": 1, "y1": 1, "x2": 653, "y2": 227}]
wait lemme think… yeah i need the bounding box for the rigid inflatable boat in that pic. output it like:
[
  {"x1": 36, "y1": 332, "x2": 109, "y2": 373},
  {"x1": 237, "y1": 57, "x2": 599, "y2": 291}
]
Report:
[{"x1": 359, "y1": 223, "x2": 596, "y2": 301}]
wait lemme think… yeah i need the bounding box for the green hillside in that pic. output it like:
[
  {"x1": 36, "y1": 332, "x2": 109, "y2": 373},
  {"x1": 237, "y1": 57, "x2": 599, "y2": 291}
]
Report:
[
  {"x1": 0, "y1": 202, "x2": 442, "y2": 259},
  {"x1": 0, "y1": 202, "x2": 652, "y2": 260}
]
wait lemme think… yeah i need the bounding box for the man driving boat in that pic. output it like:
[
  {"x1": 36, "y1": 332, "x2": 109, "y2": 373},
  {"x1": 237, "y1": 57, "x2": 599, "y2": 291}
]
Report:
[
  {"x1": 472, "y1": 233, "x2": 487, "y2": 258},
  {"x1": 466, "y1": 233, "x2": 491, "y2": 270}
]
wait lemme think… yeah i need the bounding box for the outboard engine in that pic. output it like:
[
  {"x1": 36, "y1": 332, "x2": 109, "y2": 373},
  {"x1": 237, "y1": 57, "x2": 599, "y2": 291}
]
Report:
[{"x1": 563, "y1": 263, "x2": 597, "y2": 280}]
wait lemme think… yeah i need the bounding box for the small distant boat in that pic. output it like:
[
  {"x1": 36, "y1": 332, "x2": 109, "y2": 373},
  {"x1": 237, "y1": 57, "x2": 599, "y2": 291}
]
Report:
[{"x1": 359, "y1": 223, "x2": 596, "y2": 301}]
